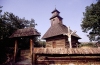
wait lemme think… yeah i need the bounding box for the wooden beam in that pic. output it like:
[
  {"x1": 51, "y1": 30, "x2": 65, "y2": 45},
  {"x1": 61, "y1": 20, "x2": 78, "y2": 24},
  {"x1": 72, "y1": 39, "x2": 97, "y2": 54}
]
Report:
[
  {"x1": 14, "y1": 40, "x2": 17, "y2": 62},
  {"x1": 33, "y1": 53, "x2": 37, "y2": 64},
  {"x1": 30, "y1": 39, "x2": 33, "y2": 57},
  {"x1": 30, "y1": 38, "x2": 33, "y2": 65}
]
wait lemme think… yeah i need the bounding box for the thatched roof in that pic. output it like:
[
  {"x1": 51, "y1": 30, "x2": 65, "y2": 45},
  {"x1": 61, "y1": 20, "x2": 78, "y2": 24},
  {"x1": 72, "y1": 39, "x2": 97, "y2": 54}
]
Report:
[
  {"x1": 9, "y1": 27, "x2": 40, "y2": 38},
  {"x1": 34, "y1": 48, "x2": 100, "y2": 54},
  {"x1": 42, "y1": 23, "x2": 81, "y2": 39}
]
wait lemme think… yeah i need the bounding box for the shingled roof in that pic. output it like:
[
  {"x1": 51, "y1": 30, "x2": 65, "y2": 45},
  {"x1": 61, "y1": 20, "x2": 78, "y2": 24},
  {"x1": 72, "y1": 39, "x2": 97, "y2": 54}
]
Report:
[
  {"x1": 42, "y1": 23, "x2": 81, "y2": 39},
  {"x1": 51, "y1": 8, "x2": 60, "y2": 13},
  {"x1": 34, "y1": 48, "x2": 100, "y2": 54},
  {"x1": 50, "y1": 15, "x2": 63, "y2": 20},
  {"x1": 9, "y1": 27, "x2": 40, "y2": 38}
]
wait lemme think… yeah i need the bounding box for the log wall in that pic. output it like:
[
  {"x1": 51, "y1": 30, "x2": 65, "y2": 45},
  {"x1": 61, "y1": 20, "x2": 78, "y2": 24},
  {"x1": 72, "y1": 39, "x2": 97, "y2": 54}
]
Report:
[
  {"x1": 36, "y1": 55, "x2": 100, "y2": 65},
  {"x1": 45, "y1": 35, "x2": 79, "y2": 48},
  {"x1": 46, "y1": 39, "x2": 66, "y2": 48}
]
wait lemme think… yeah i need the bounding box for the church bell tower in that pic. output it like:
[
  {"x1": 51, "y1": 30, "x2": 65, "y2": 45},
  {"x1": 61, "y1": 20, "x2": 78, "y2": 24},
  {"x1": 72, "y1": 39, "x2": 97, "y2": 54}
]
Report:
[{"x1": 50, "y1": 8, "x2": 63, "y2": 26}]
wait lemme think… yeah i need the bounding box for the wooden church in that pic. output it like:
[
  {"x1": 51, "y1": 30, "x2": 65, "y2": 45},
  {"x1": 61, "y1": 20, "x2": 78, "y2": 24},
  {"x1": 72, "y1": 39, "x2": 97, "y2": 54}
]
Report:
[
  {"x1": 42, "y1": 8, "x2": 81, "y2": 48},
  {"x1": 34, "y1": 8, "x2": 100, "y2": 65},
  {"x1": 9, "y1": 8, "x2": 100, "y2": 65}
]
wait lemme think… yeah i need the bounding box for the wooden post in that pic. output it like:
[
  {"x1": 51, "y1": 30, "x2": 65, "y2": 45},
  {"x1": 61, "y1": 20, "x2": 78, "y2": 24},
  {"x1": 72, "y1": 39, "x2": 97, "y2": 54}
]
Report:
[
  {"x1": 35, "y1": 54, "x2": 37, "y2": 64},
  {"x1": 76, "y1": 43, "x2": 78, "y2": 48},
  {"x1": 14, "y1": 40, "x2": 17, "y2": 62},
  {"x1": 68, "y1": 27, "x2": 72, "y2": 48},
  {"x1": 68, "y1": 27, "x2": 76, "y2": 48},
  {"x1": 30, "y1": 38, "x2": 33, "y2": 65},
  {"x1": 68, "y1": 36, "x2": 72, "y2": 48},
  {"x1": 33, "y1": 53, "x2": 36, "y2": 64}
]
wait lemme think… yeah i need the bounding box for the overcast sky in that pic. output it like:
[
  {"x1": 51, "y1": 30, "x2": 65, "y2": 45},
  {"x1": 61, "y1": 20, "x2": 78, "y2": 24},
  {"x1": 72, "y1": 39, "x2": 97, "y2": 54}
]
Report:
[{"x1": 0, "y1": 0, "x2": 97, "y2": 42}]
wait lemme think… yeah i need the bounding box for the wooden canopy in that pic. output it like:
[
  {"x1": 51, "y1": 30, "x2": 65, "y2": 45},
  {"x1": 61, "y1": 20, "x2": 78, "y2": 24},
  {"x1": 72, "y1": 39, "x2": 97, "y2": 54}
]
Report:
[
  {"x1": 9, "y1": 27, "x2": 40, "y2": 64},
  {"x1": 9, "y1": 27, "x2": 40, "y2": 38}
]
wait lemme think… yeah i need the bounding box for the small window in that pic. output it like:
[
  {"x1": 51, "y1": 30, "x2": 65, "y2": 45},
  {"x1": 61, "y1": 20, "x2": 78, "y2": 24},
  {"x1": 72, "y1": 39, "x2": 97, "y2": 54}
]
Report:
[{"x1": 52, "y1": 41, "x2": 56, "y2": 48}]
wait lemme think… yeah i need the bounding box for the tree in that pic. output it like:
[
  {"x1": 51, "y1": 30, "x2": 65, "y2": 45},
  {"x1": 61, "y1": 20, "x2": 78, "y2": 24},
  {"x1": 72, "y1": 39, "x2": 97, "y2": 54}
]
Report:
[
  {"x1": 81, "y1": 0, "x2": 100, "y2": 41},
  {"x1": 0, "y1": 6, "x2": 8, "y2": 64},
  {"x1": 34, "y1": 39, "x2": 46, "y2": 47},
  {"x1": 0, "y1": 12, "x2": 37, "y2": 40},
  {"x1": 79, "y1": 42, "x2": 97, "y2": 47},
  {"x1": 0, "y1": 6, "x2": 2, "y2": 13},
  {"x1": 0, "y1": 9, "x2": 38, "y2": 64}
]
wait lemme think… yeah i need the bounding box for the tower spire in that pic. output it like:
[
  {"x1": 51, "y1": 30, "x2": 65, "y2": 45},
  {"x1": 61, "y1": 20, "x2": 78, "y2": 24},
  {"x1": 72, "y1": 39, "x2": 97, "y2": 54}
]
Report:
[
  {"x1": 50, "y1": 8, "x2": 63, "y2": 26},
  {"x1": 55, "y1": 5, "x2": 56, "y2": 9}
]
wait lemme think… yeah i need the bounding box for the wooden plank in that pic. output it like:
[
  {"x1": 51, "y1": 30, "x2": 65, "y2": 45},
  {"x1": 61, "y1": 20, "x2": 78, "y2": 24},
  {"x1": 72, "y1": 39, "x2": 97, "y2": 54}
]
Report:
[{"x1": 14, "y1": 40, "x2": 17, "y2": 62}]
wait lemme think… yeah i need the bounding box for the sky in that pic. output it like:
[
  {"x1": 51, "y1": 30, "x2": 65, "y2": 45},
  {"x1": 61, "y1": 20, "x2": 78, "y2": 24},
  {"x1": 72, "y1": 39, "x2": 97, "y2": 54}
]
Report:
[{"x1": 0, "y1": 0, "x2": 97, "y2": 42}]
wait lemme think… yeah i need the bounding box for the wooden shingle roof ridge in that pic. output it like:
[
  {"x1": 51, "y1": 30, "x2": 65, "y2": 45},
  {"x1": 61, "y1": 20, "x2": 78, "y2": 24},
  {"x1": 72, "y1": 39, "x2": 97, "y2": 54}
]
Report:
[
  {"x1": 9, "y1": 27, "x2": 40, "y2": 38},
  {"x1": 42, "y1": 23, "x2": 81, "y2": 39}
]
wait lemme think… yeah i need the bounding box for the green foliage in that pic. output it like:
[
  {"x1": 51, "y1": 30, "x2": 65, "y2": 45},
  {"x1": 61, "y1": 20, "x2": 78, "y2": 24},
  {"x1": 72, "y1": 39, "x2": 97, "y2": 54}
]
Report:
[
  {"x1": 0, "y1": 6, "x2": 2, "y2": 13},
  {"x1": 0, "y1": 12, "x2": 37, "y2": 40},
  {"x1": 0, "y1": 7, "x2": 39, "y2": 64},
  {"x1": 79, "y1": 42, "x2": 97, "y2": 47},
  {"x1": 81, "y1": 1, "x2": 100, "y2": 41},
  {"x1": 34, "y1": 39, "x2": 46, "y2": 47}
]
